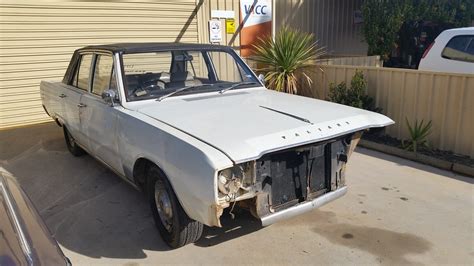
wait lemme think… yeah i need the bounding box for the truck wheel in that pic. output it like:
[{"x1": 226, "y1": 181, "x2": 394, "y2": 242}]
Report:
[
  {"x1": 63, "y1": 127, "x2": 85, "y2": 156},
  {"x1": 147, "y1": 165, "x2": 203, "y2": 248}
]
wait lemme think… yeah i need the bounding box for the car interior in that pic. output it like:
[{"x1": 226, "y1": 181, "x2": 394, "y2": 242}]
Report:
[{"x1": 125, "y1": 51, "x2": 212, "y2": 100}]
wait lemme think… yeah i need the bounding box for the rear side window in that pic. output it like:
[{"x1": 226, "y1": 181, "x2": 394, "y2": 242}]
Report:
[
  {"x1": 92, "y1": 55, "x2": 115, "y2": 96},
  {"x1": 73, "y1": 54, "x2": 93, "y2": 90},
  {"x1": 442, "y1": 35, "x2": 474, "y2": 63}
]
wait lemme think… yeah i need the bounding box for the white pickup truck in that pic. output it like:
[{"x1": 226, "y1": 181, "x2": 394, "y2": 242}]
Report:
[{"x1": 40, "y1": 43, "x2": 393, "y2": 248}]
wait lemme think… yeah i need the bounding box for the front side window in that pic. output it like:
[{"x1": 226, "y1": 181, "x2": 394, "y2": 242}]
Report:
[
  {"x1": 92, "y1": 55, "x2": 116, "y2": 96},
  {"x1": 74, "y1": 54, "x2": 93, "y2": 90},
  {"x1": 208, "y1": 51, "x2": 252, "y2": 82},
  {"x1": 122, "y1": 49, "x2": 259, "y2": 101},
  {"x1": 442, "y1": 35, "x2": 474, "y2": 63}
]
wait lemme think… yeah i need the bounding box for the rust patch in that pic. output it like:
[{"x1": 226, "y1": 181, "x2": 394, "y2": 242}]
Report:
[{"x1": 211, "y1": 203, "x2": 229, "y2": 227}]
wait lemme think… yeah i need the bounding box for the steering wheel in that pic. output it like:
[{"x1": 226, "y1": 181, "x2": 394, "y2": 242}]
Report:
[{"x1": 130, "y1": 78, "x2": 166, "y2": 97}]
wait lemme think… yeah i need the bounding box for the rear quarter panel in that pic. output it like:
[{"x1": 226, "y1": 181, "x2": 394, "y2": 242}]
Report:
[{"x1": 40, "y1": 80, "x2": 66, "y2": 123}]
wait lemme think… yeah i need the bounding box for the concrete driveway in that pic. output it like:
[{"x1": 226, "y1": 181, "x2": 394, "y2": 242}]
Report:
[{"x1": 1, "y1": 122, "x2": 472, "y2": 265}]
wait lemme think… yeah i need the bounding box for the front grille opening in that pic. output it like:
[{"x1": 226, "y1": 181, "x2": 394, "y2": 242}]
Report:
[
  {"x1": 256, "y1": 144, "x2": 329, "y2": 210},
  {"x1": 255, "y1": 135, "x2": 351, "y2": 211}
]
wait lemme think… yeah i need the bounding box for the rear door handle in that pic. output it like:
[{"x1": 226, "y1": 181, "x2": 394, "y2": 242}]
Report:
[
  {"x1": 77, "y1": 103, "x2": 87, "y2": 108},
  {"x1": 59, "y1": 94, "x2": 67, "y2": 98}
]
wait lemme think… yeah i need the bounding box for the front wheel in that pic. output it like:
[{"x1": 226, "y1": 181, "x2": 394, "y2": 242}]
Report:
[
  {"x1": 147, "y1": 165, "x2": 203, "y2": 248},
  {"x1": 63, "y1": 127, "x2": 85, "y2": 156}
]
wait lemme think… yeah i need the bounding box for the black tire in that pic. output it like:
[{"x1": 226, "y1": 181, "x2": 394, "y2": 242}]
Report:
[
  {"x1": 63, "y1": 127, "x2": 85, "y2": 157},
  {"x1": 147, "y1": 165, "x2": 203, "y2": 248}
]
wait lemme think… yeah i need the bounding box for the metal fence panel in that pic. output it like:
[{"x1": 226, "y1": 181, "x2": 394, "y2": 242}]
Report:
[{"x1": 310, "y1": 65, "x2": 474, "y2": 158}]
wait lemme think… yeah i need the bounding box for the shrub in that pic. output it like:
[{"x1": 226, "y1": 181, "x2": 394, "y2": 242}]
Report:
[
  {"x1": 361, "y1": 0, "x2": 474, "y2": 60},
  {"x1": 328, "y1": 70, "x2": 381, "y2": 112}
]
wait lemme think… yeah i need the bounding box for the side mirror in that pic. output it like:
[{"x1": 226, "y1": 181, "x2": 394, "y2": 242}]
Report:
[
  {"x1": 258, "y1": 74, "x2": 265, "y2": 84},
  {"x1": 101, "y1": 89, "x2": 117, "y2": 107}
]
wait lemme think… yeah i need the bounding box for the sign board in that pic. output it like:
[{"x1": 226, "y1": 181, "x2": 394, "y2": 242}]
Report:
[
  {"x1": 211, "y1": 10, "x2": 235, "y2": 19},
  {"x1": 353, "y1": 10, "x2": 363, "y2": 24},
  {"x1": 226, "y1": 18, "x2": 236, "y2": 34},
  {"x1": 240, "y1": 0, "x2": 272, "y2": 57},
  {"x1": 209, "y1": 20, "x2": 222, "y2": 43}
]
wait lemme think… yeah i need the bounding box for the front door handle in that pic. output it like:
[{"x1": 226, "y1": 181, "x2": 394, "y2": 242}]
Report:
[
  {"x1": 77, "y1": 103, "x2": 87, "y2": 108},
  {"x1": 59, "y1": 94, "x2": 67, "y2": 98}
]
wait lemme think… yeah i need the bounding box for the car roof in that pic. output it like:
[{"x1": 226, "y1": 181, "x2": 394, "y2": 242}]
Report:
[
  {"x1": 435, "y1": 27, "x2": 474, "y2": 42},
  {"x1": 441, "y1": 27, "x2": 474, "y2": 36},
  {"x1": 443, "y1": 26, "x2": 474, "y2": 32},
  {"x1": 77, "y1": 42, "x2": 233, "y2": 53}
]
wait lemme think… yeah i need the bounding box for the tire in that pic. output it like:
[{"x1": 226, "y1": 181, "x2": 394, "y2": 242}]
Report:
[
  {"x1": 63, "y1": 127, "x2": 85, "y2": 157},
  {"x1": 147, "y1": 165, "x2": 203, "y2": 248}
]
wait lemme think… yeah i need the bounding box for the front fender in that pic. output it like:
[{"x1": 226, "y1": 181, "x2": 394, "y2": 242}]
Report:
[{"x1": 117, "y1": 110, "x2": 233, "y2": 226}]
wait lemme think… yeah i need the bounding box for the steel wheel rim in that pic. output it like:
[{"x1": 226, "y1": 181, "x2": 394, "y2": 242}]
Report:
[{"x1": 154, "y1": 182, "x2": 173, "y2": 232}]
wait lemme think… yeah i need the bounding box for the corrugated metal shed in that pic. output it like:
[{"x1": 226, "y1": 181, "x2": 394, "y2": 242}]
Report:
[
  {"x1": 1, "y1": 0, "x2": 366, "y2": 129},
  {"x1": 0, "y1": 0, "x2": 199, "y2": 128},
  {"x1": 275, "y1": 0, "x2": 368, "y2": 57}
]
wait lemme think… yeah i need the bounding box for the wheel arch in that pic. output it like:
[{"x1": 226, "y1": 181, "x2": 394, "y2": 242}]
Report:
[
  {"x1": 132, "y1": 157, "x2": 169, "y2": 190},
  {"x1": 132, "y1": 157, "x2": 185, "y2": 207},
  {"x1": 132, "y1": 157, "x2": 151, "y2": 190}
]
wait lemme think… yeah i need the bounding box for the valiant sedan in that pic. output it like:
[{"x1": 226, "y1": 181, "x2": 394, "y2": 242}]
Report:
[{"x1": 40, "y1": 43, "x2": 393, "y2": 248}]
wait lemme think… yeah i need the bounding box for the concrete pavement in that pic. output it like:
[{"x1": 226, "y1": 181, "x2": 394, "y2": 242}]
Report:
[{"x1": 1, "y1": 122, "x2": 473, "y2": 265}]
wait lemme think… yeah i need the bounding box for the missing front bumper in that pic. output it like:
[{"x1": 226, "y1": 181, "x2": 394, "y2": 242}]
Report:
[
  {"x1": 213, "y1": 133, "x2": 361, "y2": 227},
  {"x1": 260, "y1": 186, "x2": 348, "y2": 226}
]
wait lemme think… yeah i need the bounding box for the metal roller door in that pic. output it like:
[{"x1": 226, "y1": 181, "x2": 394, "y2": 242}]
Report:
[{"x1": 0, "y1": 0, "x2": 199, "y2": 129}]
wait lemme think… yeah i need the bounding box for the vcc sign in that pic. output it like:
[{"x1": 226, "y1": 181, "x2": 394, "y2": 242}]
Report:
[
  {"x1": 239, "y1": 0, "x2": 272, "y2": 57},
  {"x1": 240, "y1": 0, "x2": 272, "y2": 27},
  {"x1": 243, "y1": 2, "x2": 269, "y2": 15}
]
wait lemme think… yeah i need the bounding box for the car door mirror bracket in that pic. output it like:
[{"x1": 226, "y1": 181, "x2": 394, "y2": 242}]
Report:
[
  {"x1": 258, "y1": 74, "x2": 265, "y2": 85},
  {"x1": 101, "y1": 89, "x2": 117, "y2": 107}
]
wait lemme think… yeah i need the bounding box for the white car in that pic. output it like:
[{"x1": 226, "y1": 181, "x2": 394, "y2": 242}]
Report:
[
  {"x1": 40, "y1": 43, "x2": 393, "y2": 248},
  {"x1": 418, "y1": 27, "x2": 474, "y2": 74}
]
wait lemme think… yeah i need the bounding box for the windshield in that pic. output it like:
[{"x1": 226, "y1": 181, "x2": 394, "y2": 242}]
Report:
[{"x1": 122, "y1": 49, "x2": 259, "y2": 101}]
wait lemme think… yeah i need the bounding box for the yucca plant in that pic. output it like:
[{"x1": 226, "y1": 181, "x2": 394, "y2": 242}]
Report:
[
  {"x1": 403, "y1": 118, "x2": 432, "y2": 154},
  {"x1": 251, "y1": 26, "x2": 325, "y2": 94}
]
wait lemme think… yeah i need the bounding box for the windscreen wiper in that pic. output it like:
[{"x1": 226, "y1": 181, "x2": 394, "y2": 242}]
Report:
[
  {"x1": 157, "y1": 84, "x2": 213, "y2": 101},
  {"x1": 218, "y1": 81, "x2": 260, "y2": 94}
]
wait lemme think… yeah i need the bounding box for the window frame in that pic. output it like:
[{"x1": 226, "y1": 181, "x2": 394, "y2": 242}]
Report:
[
  {"x1": 119, "y1": 48, "x2": 261, "y2": 102},
  {"x1": 69, "y1": 52, "x2": 94, "y2": 91},
  {"x1": 206, "y1": 51, "x2": 246, "y2": 82},
  {"x1": 91, "y1": 53, "x2": 115, "y2": 97},
  {"x1": 441, "y1": 34, "x2": 474, "y2": 63}
]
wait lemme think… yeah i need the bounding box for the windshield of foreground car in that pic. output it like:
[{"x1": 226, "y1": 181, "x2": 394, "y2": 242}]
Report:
[{"x1": 122, "y1": 49, "x2": 260, "y2": 101}]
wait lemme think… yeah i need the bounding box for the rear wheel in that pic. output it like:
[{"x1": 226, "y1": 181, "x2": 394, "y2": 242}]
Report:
[
  {"x1": 147, "y1": 165, "x2": 203, "y2": 248},
  {"x1": 63, "y1": 127, "x2": 85, "y2": 156}
]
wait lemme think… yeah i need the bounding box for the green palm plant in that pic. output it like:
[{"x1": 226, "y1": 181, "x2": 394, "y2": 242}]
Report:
[
  {"x1": 251, "y1": 26, "x2": 325, "y2": 94},
  {"x1": 403, "y1": 118, "x2": 432, "y2": 154}
]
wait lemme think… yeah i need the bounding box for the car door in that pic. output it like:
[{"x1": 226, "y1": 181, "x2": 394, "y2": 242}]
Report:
[
  {"x1": 62, "y1": 53, "x2": 93, "y2": 146},
  {"x1": 79, "y1": 53, "x2": 124, "y2": 175}
]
